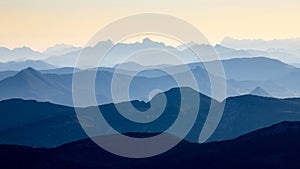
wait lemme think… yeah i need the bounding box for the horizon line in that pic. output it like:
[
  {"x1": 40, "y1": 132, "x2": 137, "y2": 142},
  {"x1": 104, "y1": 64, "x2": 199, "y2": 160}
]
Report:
[{"x1": 1, "y1": 36, "x2": 300, "y2": 52}]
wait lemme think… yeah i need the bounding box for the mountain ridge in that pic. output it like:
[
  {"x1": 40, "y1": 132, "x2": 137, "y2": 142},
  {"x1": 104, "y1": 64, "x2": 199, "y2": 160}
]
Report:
[
  {"x1": 1, "y1": 121, "x2": 300, "y2": 169},
  {"x1": 0, "y1": 58, "x2": 300, "y2": 106},
  {"x1": 3, "y1": 38, "x2": 299, "y2": 66},
  {"x1": 0, "y1": 87, "x2": 300, "y2": 147}
]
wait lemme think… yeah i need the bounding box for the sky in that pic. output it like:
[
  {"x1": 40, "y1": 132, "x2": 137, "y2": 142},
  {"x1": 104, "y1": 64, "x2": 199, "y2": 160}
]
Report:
[{"x1": 0, "y1": 0, "x2": 299, "y2": 51}]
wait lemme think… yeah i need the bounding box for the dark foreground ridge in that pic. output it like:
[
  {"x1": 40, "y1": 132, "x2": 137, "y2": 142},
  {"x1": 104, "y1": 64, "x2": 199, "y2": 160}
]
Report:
[{"x1": 1, "y1": 121, "x2": 300, "y2": 169}]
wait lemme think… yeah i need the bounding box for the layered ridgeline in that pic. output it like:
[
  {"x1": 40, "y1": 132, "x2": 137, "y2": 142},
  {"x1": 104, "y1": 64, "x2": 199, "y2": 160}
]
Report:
[
  {"x1": 1, "y1": 38, "x2": 299, "y2": 65},
  {"x1": 0, "y1": 87, "x2": 300, "y2": 147},
  {"x1": 0, "y1": 57, "x2": 300, "y2": 106},
  {"x1": 1, "y1": 121, "x2": 300, "y2": 169}
]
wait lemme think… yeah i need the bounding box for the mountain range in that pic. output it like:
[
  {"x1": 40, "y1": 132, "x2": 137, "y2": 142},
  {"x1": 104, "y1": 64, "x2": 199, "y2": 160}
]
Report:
[
  {"x1": 0, "y1": 46, "x2": 45, "y2": 62},
  {"x1": 0, "y1": 37, "x2": 299, "y2": 168},
  {"x1": 0, "y1": 60, "x2": 56, "y2": 71},
  {"x1": 1, "y1": 38, "x2": 299, "y2": 67},
  {"x1": 0, "y1": 56, "x2": 300, "y2": 106},
  {"x1": 0, "y1": 87, "x2": 300, "y2": 147},
  {"x1": 0, "y1": 67, "x2": 73, "y2": 105},
  {"x1": 45, "y1": 38, "x2": 300, "y2": 67},
  {"x1": 221, "y1": 37, "x2": 300, "y2": 52},
  {"x1": 43, "y1": 44, "x2": 81, "y2": 57},
  {"x1": 1, "y1": 121, "x2": 300, "y2": 169}
]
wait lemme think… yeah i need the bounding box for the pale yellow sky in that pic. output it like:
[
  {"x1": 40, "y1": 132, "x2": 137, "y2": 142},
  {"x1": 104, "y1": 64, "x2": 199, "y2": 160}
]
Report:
[{"x1": 0, "y1": 0, "x2": 299, "y2": 51}]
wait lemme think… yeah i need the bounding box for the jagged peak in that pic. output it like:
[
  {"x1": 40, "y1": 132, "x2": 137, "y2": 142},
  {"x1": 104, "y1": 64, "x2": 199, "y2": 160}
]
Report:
[{"x1": 250, "y1": 87, "x2": 271, "y2": 97}]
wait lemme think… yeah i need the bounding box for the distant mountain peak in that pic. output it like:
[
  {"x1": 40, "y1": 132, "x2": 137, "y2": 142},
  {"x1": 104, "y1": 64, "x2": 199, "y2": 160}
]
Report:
[
  {"x1": 23, "y1": 66, "x2": 36, "y2": 71},
  {"x1": 43, "y1": 44, "x2": 81, "y2": 56},
  {"x1": 142, "y1": 37, "x2": 153, "y2": 43},
  {"x1": 14, "y1": 67, "x2": 48, "y2": 82},
  {"x1": 250, "y1": 87, "x2": 271, "y2": 97},
  {"x1": 140, "y1": 38, "x2": 167, "y2": 48},
  {"x1": 18, "y1": 67, "x2": 42, "y2": 77},
  {"x1": 93, "y1": 40, "x2": 114, "y2": 48},
  {"x1": 12, "y1": 46, "x2": 38, "y2": 53}
]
